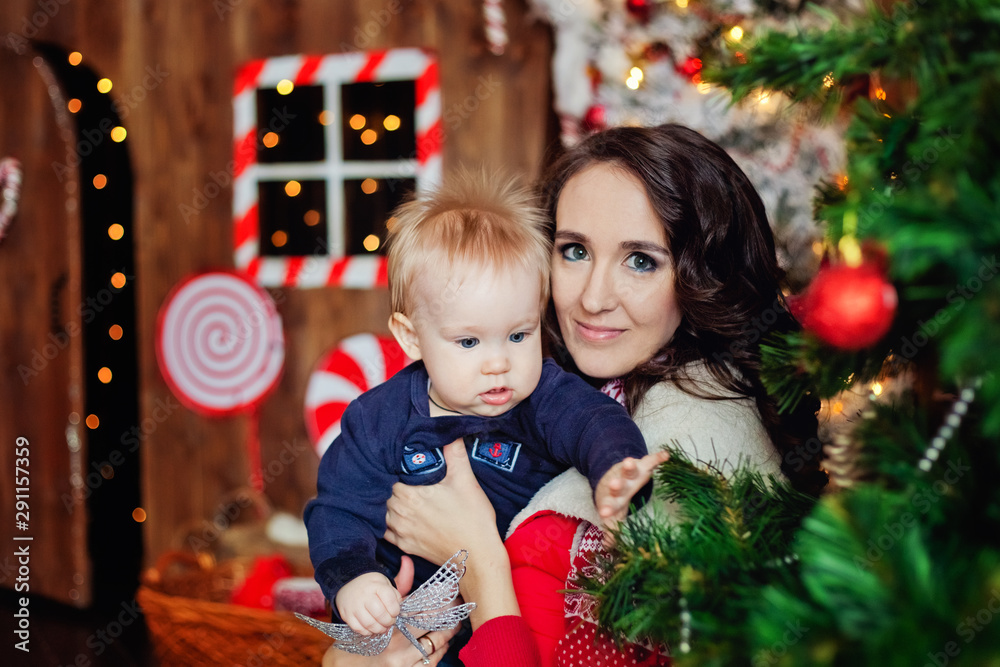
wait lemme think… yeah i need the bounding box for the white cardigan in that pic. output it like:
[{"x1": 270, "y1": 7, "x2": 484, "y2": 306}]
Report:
[{"x1": 507, "y1": 364, "x2": 782, "y2": 536}]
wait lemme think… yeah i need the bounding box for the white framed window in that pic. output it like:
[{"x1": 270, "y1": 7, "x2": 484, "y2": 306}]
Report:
[{"x1": 232, "y1": 49, "x2": 441, "y2": 288}]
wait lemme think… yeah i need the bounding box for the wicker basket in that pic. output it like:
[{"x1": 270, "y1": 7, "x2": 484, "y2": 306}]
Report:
[{"x1": 138, "y1": 551, "x2": 331, "y2": 666}]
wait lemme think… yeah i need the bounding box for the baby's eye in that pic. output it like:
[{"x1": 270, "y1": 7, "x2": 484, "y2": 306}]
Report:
[
  {"x1": 509, "y1": 332, "x2": 526, "y2": 343},
  {"x1": 560, "y1": 243, "x2": 589, "y2": 262},
  {"x1": 459, "y1": 337, "x2": 479, "y2": 349},
  {"x1": 625, "y1": 252, "x2": 657, "y2": 273}
]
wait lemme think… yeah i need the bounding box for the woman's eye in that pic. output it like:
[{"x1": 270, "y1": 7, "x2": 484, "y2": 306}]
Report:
[
  {"x1": 560, "y1": 243, "x2": 589, "y2": 262},
  {"x1": 625, "y1": 252, "x2": 657, "y2": 273},
  {"x1": 459, "y1": 338, "x2": 479, "y2": 349},
  {"x1": 509, "y1": 332, "x2": 526, "y2": 343}
]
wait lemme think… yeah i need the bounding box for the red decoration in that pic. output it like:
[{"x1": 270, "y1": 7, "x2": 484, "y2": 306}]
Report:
[
  {"x1": 626, "y1": 0, "x2": 654, "y2": 23},
  {"x1": 230, "y1": 554, "x2": 293, "y2": 609},
  {"x1": 677, "y1": 56, "x2": 703, "y2": 81},
  {"x1": 582, "y1": 104, "x2": 607, "y2": 132},
  {"x1": 304, "y1": 333, "x2": 411, "y2": 458},
  {"x1": 273, "y1": 577, "x2": 329, "y2": 619},
  {"x1": 796, "y1": 261, "x2": 898, "y2": 350}
]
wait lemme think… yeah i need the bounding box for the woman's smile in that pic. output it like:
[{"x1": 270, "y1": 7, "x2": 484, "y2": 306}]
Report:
[{"x1": 574, "y1": 321, "x2": 626, "y2": 342}]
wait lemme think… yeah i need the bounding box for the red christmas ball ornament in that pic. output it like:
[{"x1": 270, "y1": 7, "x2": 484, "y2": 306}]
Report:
[
  {"x1": 626, "y1": 0, "x2": 654, "y2": 23},
  {"x1": 677, "y1": 56, "x2": 703, "y2": 81},
  {"x1": 582, "y1": 104, "x2": 607, "y2": 132},
  {"x1": 798, "y1": 262, "x2": 898, "y2": 350}
]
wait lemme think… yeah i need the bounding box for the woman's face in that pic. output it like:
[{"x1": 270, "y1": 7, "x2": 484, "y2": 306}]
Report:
[{"x1": 551, "y1": 163, "x2": 683, "y2": 380}]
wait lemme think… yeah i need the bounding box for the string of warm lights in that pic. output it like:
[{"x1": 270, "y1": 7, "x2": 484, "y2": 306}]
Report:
[
  {"x1": 262, "y1": 80, "x2": 402, "y2": 254},
  {"x1": 61, "y1": 48, "x2": 146, "y2": 529}
]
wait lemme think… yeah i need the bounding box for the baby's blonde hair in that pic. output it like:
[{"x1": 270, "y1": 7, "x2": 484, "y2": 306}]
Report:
[{"x1": 386, "y1": 170, "x2": 551, "y2": 316}]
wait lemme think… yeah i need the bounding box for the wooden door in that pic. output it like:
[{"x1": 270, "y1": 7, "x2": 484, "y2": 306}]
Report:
[{"x1": 0, "y1": 47, "x2": 91, "y2": 607}]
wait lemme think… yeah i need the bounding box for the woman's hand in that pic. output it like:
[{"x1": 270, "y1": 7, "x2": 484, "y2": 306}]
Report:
[
  {"x1": 321, "y1": 556, "x2": 459, "y2": 667},
  {"x1": 320, "y1": 627, "x2": 455, "y2": 667},
  {"x1": 385, "y1": 438, "x2": 521, "y2": 630},
  {"x1": 385, "y1": 438, "x2": 504, "y2": 565}
]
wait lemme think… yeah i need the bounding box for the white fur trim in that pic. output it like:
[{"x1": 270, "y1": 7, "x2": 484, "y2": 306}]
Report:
[
  {"x1": 506, "y1": 468, "x2": 600, "y2": 539},
  {"x1": 508, "y1": 365, "x2": 783, "y2": 537}
]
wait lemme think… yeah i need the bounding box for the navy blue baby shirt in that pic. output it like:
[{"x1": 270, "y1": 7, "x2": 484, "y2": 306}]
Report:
[{"x1": 304, "y1": 358, "x2": 648, "y2": 607}]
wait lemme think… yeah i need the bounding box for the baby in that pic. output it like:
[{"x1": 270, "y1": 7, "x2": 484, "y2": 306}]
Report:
[{"x1": 304, "y1": 171, "x2": 661, "y2": 636}]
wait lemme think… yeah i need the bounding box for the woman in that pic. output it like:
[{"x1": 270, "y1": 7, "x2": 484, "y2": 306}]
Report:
[{"x1": 326, "y1": 124, "x2": 823, "y2": 666}]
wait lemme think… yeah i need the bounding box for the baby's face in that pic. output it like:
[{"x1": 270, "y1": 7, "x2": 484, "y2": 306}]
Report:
[{"x1": 410, "y1": 261, "x2": 544, "y2": 417}]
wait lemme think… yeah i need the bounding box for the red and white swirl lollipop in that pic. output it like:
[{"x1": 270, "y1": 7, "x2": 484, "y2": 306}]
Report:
[
  {"x1": 157, "y1": 271, "x2": 285, "y2": 416},
  {"x1": 305, "y1": 333, "x2": 410, "y2": 457}
]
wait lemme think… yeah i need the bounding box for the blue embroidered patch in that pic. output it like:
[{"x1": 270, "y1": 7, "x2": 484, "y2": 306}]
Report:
[
  {"x1": 400, "y1": 445, "x2": 444, "y2": 475},
  {"x1": 469, "y1": 437, "x2": 521, "y2": 472}
]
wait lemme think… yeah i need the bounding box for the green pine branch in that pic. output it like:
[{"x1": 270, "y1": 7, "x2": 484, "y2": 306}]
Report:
[
  {"x1": 759, "y1": 330, "x2": 887, "y2": 413},
  {"x1": 706, "y1": 0, "x2": 1000, "y2": 431},
  {"x1": 576, "y1": 449, "x2": 818, "y2": 664}
]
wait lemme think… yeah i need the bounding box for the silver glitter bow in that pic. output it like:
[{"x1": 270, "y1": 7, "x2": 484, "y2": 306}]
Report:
[{"x1": 295, "y1": 550, "x2": 477, "y2": 663}]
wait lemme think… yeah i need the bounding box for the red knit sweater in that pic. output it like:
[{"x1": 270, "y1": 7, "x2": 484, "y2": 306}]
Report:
[{"x1": 459, "y1": 511, "x2": 669, "y2": 667}]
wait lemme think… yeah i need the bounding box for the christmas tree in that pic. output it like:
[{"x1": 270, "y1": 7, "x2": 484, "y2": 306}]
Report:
[{"x1": 580, "y1": 1, "x2": 1000, "y2": 664}]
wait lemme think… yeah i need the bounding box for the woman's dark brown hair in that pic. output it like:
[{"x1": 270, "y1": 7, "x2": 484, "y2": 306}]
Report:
[{"x1": 540, "y1": 123, "x2": 826, "y2": 495}]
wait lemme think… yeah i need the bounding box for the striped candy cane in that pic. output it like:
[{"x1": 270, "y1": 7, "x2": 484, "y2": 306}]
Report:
[
  {"x1": 0, "y1": 157, "x2": 22, "y2": 243},
  {"x1": 232, "y1": 49, "x2": 441, "y2": 288},
  {"x1": 304, "y1": 333, "x2": 411, "y2": 457},
  {"x1": 483, "y1": 0, "x2": 508, "y2": 55}
]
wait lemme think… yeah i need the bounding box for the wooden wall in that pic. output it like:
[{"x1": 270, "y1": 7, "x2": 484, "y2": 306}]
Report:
[
  {"x1": 0, "y1": 44, "x2": 91, "y2": 605},
  {"x1": 0, "y1": 0, "x2": 556, "y2": 586}
]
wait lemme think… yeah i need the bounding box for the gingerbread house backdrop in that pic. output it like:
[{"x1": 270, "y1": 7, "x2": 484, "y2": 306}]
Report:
[
  {"x1": 0, "y1": 0, "x2": 556, "y2": 608},
  {"x1": 0, "y1": 0, "x2": 847, "y2": 613}
]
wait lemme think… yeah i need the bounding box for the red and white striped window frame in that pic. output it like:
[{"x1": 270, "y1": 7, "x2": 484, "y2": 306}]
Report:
[{"x1": 232, "y1": 49, "x2": 442, "y2": 289}]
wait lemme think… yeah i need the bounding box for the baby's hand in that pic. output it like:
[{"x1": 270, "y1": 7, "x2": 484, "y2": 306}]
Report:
[
  {"x1": 334, "y1": 572, "x2": 401, "y2": 636},
  {"x1": 595, "y1": 450, "x2": 670, "y2": 530}
]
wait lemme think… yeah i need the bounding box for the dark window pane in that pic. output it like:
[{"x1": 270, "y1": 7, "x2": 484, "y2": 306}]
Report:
[
  {"x1": 257, "y1": 85, "x2": 326, "y2": 163},
  {"x1": 343, "y1": 177, "x2": 416, "y2": 255},
  {"x1": 258, "y1": 179, "x2": 328, "y2": 256},
  {"x1": 341, "y1": 81, "x2": 416, "y2": 162}
]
